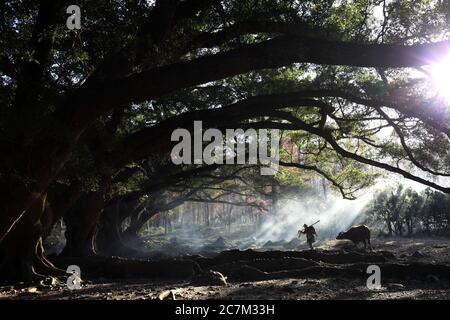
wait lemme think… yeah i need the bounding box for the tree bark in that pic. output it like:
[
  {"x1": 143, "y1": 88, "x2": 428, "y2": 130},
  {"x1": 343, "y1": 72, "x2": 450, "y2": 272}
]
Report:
[
  {"x1": 0, "y1": 193, "x2": 64, "y2": 284},
  {"x1": 95, "y1": 204, "x2": 148, "y2": 258},
  {"x1": 61, "y1": 184, "x2": 109, "y2": 257}
]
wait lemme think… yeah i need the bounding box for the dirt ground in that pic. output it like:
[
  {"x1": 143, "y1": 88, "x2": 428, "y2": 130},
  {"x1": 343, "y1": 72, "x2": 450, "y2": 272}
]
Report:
[{"x1": 1, "y1": 237, "x2": 450, "y2": 300}]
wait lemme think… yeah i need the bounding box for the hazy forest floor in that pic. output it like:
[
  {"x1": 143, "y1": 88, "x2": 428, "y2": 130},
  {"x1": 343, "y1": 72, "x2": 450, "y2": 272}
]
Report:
[{"x1": 1, "y1": 237, "x2": 450, "y2": 300}]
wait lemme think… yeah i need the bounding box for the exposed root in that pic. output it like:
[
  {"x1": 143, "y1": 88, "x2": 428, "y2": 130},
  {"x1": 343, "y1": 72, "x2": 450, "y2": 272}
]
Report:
[
  {"x1": 213, "y1": 257, "x2": 320, "y2": 275},
  {"x1": 190, "y1": 249, "x2": 394, "y2": 268},
  {"x1": 224, "y1": 262, "x2": 450, "y2": 283},
  {"x1": 34, "y1": 239, "x2": 67, "y2": 277},
  {"x1": 182, "y1": 249, "x2": 450, "y2": 284},
  {"x1": 52, "y1": 255, "x2": 202, "y2": 279}
]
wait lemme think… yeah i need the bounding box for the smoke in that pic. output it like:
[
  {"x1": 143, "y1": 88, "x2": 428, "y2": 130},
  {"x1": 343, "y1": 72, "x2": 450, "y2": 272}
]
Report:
[{"x1": 255, "y1": 193, "x2": 373, "y2": 243}]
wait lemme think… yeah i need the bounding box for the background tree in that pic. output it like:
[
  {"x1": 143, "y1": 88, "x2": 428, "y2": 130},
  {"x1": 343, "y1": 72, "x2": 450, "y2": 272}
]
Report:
[{"x1": 365, "y1": 186, "x2": 450, "y2": 236}]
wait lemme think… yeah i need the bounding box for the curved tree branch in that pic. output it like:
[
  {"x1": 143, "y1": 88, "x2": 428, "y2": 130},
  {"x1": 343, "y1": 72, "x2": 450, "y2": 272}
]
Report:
[
  {"x1": 61, "y1": 37, "x2": 450, "y2": 133},
  {"x1": 263, "y1": 114, "x2": 450, "y2": 194},
  {"x1": 374, "y1": 106, "x2": 450, "y2": 176},
  {"x1": 279, "y1": 161, "x2": 357, "y2": 200}
]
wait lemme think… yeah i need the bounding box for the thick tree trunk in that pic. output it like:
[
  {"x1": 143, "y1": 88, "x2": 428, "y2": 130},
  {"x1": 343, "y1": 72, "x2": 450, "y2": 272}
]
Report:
[
  {"x1": 0, "y1": 175, "x2": 42, "y2": 243},
  {"x1": 43, "y1": 182, "x2": 83, "y2": 240},
  {"x1": 96, "y1": 205, "x2": 136, "y2": 257},
  {"x1": 0, "y1": 193, "x2": 64, "y2": 284},
  {"x1": 61, "y1": 190, "x2": 107, "y2": 257},
  {"x1": 121, "y1": 212, "x2": 156, "y2": 248},
  {"x1": 96, "y1": 199, "x2": 159, "y2": 258}
]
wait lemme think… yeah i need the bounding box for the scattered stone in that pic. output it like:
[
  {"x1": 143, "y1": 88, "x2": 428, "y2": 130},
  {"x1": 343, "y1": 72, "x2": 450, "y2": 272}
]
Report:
[
  {"x1": 18, "y1": 287, "x2": 39, "y2": 296},
  {"x1": 40, "y1": 276, "x2": 58, "y2": 287},
  {"x1": 2, "y1": 286, "x2": 15, "y2": 292},
  {"x1": 157, "y1": 290, "x2": 176, "y2": 300},
  {"x1": 27, "y1": 287, "x2": 39, "y2": 293}
]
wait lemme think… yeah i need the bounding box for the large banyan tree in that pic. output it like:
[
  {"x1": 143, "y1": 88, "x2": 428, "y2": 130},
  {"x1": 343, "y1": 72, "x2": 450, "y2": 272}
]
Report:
[{"x1": 0, "y1": 0, "x2": 449, "y2": 283}]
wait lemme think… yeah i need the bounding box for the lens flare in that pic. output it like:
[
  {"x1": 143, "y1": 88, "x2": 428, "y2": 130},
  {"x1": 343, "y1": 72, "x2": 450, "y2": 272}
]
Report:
[{"x1": 430, "y1": 53, "x2": 450, "y2": 103}]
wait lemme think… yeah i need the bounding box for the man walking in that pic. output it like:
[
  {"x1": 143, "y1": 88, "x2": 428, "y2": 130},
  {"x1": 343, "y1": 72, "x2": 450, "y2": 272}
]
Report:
[{"x1": 298, "y1": 223, "x2": 317, "y2": 250}]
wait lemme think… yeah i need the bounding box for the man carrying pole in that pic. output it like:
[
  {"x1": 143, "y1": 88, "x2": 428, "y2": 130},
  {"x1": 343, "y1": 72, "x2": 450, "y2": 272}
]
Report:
[{"x1": 298, "y1": 220, "x2": 319, "y2": 250}]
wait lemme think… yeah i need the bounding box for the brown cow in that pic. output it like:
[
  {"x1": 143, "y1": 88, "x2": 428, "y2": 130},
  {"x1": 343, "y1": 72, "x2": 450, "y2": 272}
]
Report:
[{"x1": 336, "y1": 225, "x2": 372, "y2": 250}]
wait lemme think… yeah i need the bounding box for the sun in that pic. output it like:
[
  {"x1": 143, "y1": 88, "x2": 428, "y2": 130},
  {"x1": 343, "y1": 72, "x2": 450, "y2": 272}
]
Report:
[{"x1": 429, "y1": 53, "x2": 450, "y2": 103}]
